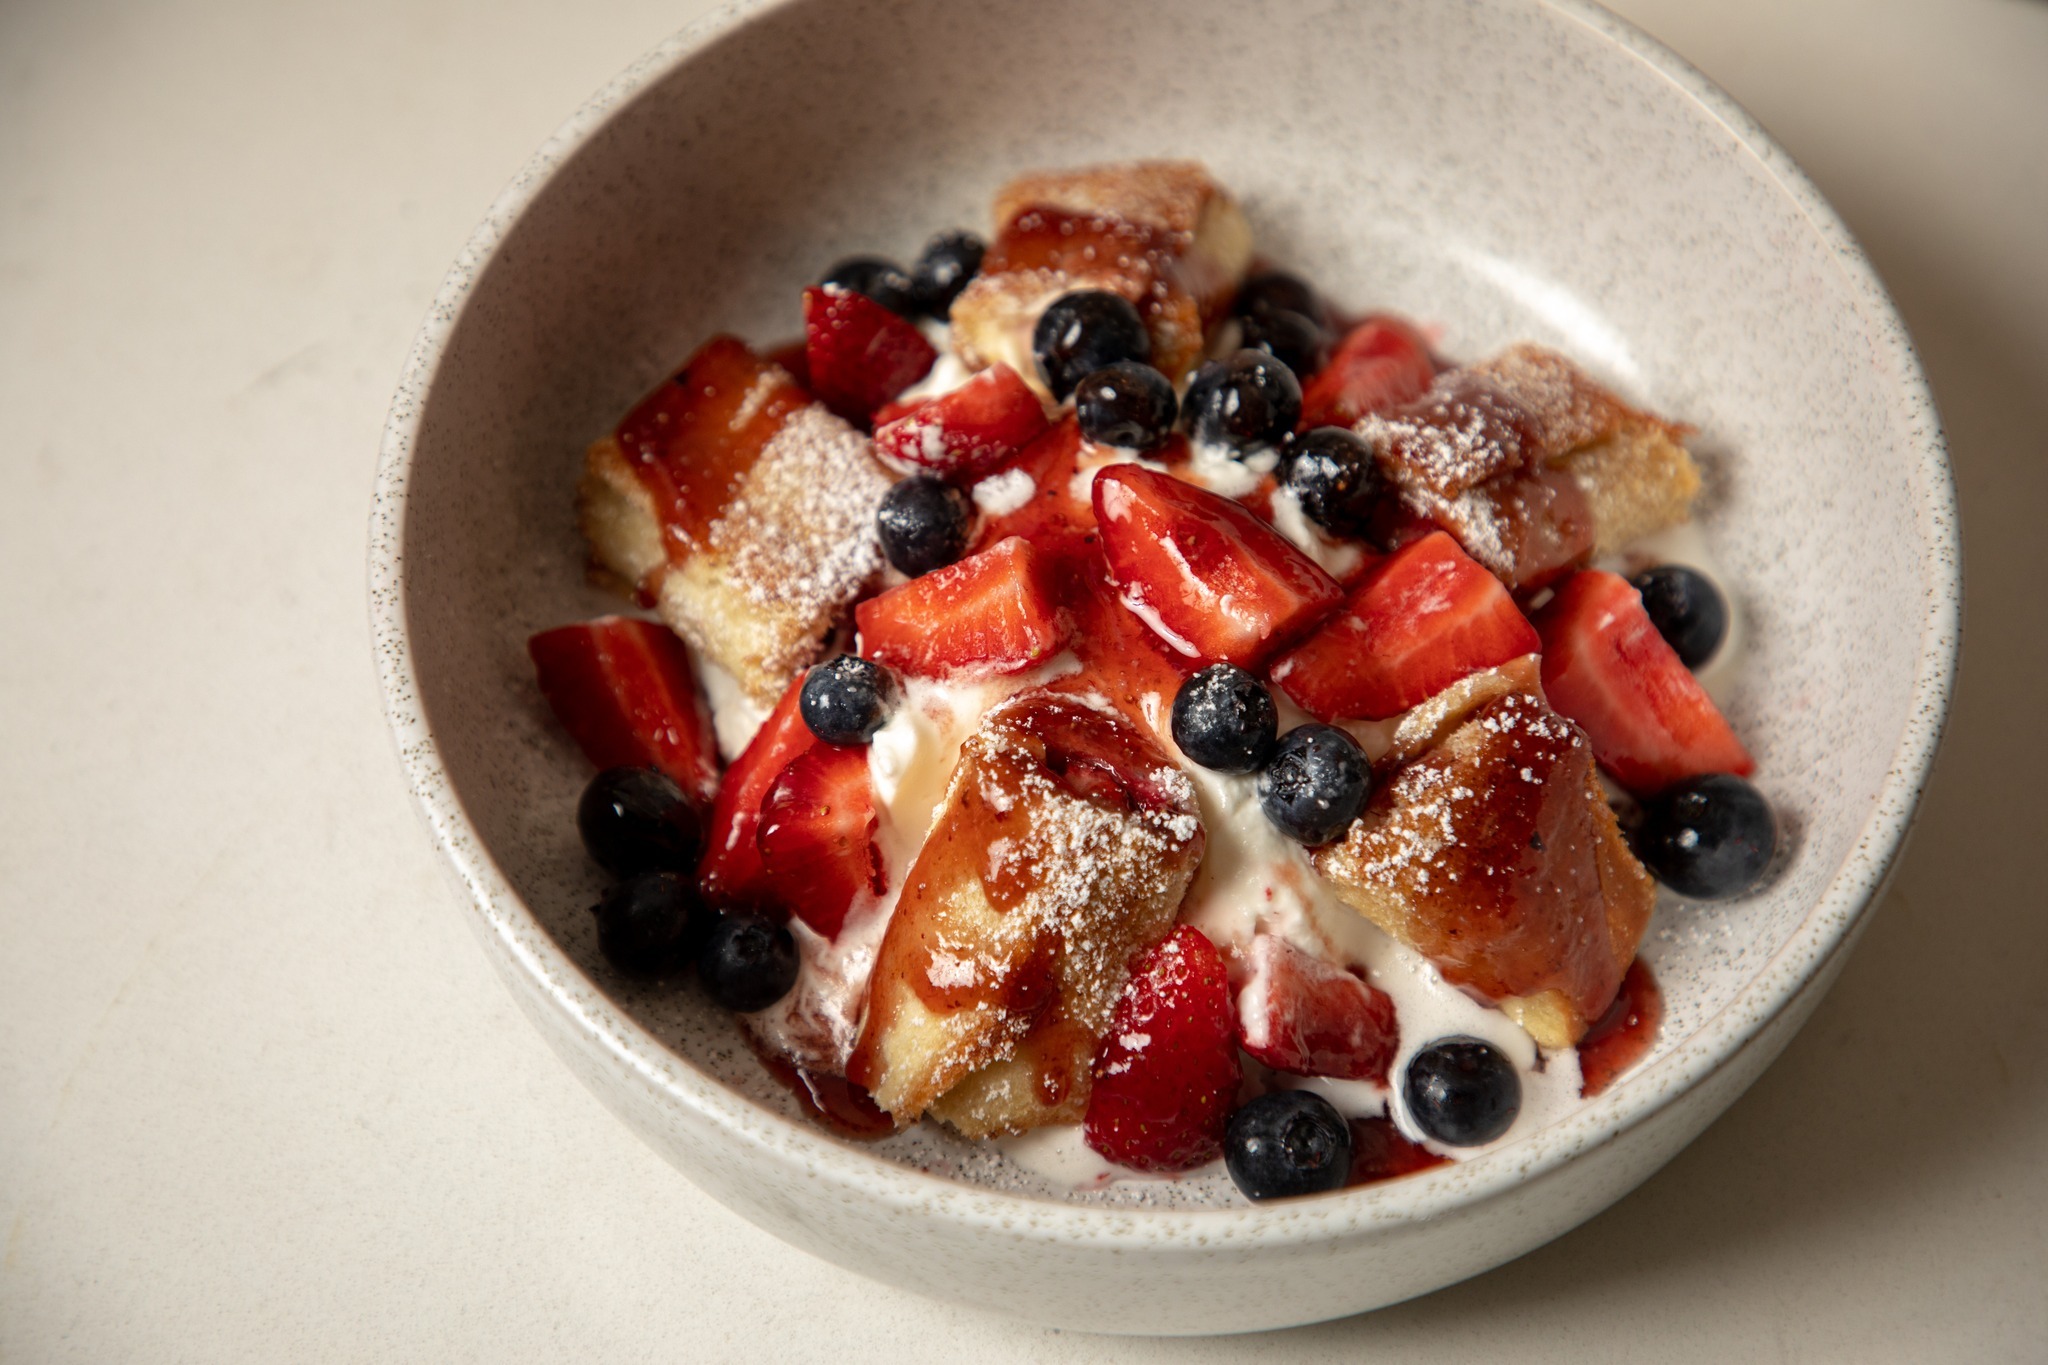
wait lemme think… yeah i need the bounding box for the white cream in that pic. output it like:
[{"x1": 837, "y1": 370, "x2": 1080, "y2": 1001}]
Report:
[
  {"x1": 1267, "y1": 483, "x2": 1367, "y2": 580},
  {"x1": 695, "y1": 655, "x2": 770, "y2": 762}
]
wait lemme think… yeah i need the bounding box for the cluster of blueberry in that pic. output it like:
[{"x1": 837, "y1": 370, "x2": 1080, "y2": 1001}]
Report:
[{"x1": 576, "y1": 768, "x2": 798, "y2": 1010}]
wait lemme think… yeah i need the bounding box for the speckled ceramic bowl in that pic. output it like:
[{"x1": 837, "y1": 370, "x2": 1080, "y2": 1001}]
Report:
[{"x1": 370, "y1": 0, "x2": 1956, "y2": 1335}]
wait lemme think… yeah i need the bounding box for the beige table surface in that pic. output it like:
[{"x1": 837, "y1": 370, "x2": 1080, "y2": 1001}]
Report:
[{"x1": 3, "y1": 0, "x2": 2044, "y2": 1358}]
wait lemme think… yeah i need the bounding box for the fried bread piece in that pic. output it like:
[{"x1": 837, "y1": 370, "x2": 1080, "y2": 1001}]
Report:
[
  {"x1": 1314, "y1": 688, "x2": 1656, "y2": 1049},
  {"x1": 847, "y1": 691, "x2": 1204, "y2": 1135},
  {"x1": 1362, "y1": 344, "x2": 1701, "y2": 587},
  {"x1": 577, "y1": 336, "x2": 893, "y2": 708},
  {"x1": 950, "y1": 161, "x2": 1253, "y2": 392}
]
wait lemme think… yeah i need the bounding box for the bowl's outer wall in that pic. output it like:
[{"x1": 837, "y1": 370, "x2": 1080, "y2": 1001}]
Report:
[{"x1": 378, "y1": 0, "x2": 1955, "y2": 1333}]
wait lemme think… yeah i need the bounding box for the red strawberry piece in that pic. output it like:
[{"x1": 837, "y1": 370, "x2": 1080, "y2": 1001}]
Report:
[
  {"x1": 856, "y1": 535, "x2": 1066, "y2": 679},
  {"x1": 755, "y1": 743, "x2": 885, "y2": 940},
  {"x1": 973, "y1": 416, "x2": 1092, "y2": 548},
  {"x1": 1269, "y1": 529, "x2": 1540, "y2": 721},
  {"x1": 1093, "y1": 464, "x2": 1344, "y2": 670},
  {"x1": 1084, "y1": 926, "x2": 1242, "y2": 1173},
  {"x1": 528, "y1": 616, "x2": 719, "y2": 804},
  {"x1": 870, "y1": 393, "x2": 929, "y2": 429},
  {"x1": 1534, "y1": 569, "x2": 1754, "y2": 794},
  {"x1": 1045, "y1": 541, "x2": 1195, "y2": 735},
  {"x1": 872, "y1": 362, "x2": 1050, "y2": 481},
  {"x1": 802, "y1": 284, "x2": 936, "y2": 425},
  {"x1": 697, "y1": 675, "x2": 815, "y2": 907},
  {"x1": 1234, "y1": 936, "x2": 1398, "y2": 1084},
  {"x1": 1298, "y1": 316, "x2": 1437, "y2": 430}
]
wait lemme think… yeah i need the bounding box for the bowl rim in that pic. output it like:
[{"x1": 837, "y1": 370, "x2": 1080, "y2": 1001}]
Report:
[{"x1": 368, "y1": 0, "x2": 1958, "y2": 1248}]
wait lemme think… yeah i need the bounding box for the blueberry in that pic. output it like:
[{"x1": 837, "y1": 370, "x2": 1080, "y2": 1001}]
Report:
[
  {"x1": 799, "y1": 655, "x2": 897, "y2": 746},
  {"x1": 1239, "y1": 308, "x2": 1327, "y2": 380},
  {"x1": 1634, "y1": 773, "x2": 1777, "y2": 898},
  {"x1": 1233, "y1": 270, "x2": 1323, "y2": 326},
  {"x1": 909, "y1": 229, "x2": 985, "y2": 317},
  {"x1": 1281, "y1": 426, "x2": 1383, "y2": 536},
  {"x1": 1630, "y1": 564, "x2": 1728, "y2": 669},
  {"x1": 1183, "y1": 350, "x2": 1303, "y2": 452},
  {"x1": 591, "y1": 872, "x2": 704, "y2": 979},
  {"x1": 1403, "y1": 1038, "x2": 1521, "y2": 1146},
  {"x1": 1032, "y1": 290, "x2": 1151, "y2": 400},
  {"x1": 1172, "y1": 664, "x2": 1278, "y2": 774},
  {"x1": 1224, "y1": 1091, "x2": 1353, "y2": 1201},
  {"x1": 877, "y1": 475, "x2": 971, "y2": 577},
  {"x1": 577, "y1": 766, "x2": 701, "y2": 877},
  {"x1": 1074, "y1": 361, "x2": 1178, "y2": 451},
  {"x1": 1257, "y1": 724, "x2": 1371, "y2": 845},
  {"x1": 697, "y1": 910, "x2": 799, "y2": 1012},
  {"x1": 820, "y1": 256, "x2": 916, "y2": 317}
]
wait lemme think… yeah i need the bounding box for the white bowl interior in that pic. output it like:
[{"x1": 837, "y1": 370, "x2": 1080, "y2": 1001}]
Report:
[{"x1": 384, "y1": 0, "x2": 1952, "y2": 1214}]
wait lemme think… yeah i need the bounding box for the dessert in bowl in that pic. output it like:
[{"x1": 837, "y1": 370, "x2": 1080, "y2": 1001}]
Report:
[{"x1": 370, "y1": 0, "x2": 1956, "y2": 1334}]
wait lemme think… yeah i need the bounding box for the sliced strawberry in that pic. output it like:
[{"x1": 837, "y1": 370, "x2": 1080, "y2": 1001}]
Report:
[
  {"x1": 1084, "y1": 926, "x2": 1241, "y2": 1173},
  {"x1": 870, "y1": 393, "x2": 929, "y2": 429},
  {"x1": 1534, "y1": 569, "x2": 1754, "y2": 794},
  {"x1": 528, "y1": 617, "x2": 719, "y2": 804},
  {"x1": 1046, "y1": 541, "x2": 1195, "y2": 735},
  {"x1": 802, "y1": 284, "x2": 936, "y2": 425},
  {"x1": 1270, "y1": 530, "x2": 1540, "y2": 722},
  {"x1": 872, "y1": 363, "x2": 1050, "y2": 481},
  {"x1": 974, "y1": 417, "x2": 1092, "y2": 548},
  {"x1": 1093, "y1": 464, "x2": 1343, "y2": 670},
  {"x1": 755, "y1": 743, "x2": 885, "y2": 940},
  {"x1": 856, "y1": 535, "x2": 1065, "y2": 679},
  {"x1": 1298, "y1": 316, "x2": 1437, "y2": 431},
  {"x1": 1234, "y1": 936, "x2": 1398, "y2": 1084},
  {"x1": 697, "y1": 675, "x2": 814, "y2": 907}
]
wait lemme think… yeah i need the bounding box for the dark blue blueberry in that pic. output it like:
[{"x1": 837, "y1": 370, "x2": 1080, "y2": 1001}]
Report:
[
  {"x1": 877, "y1": 475, "x2": 971, "y2": 577},
  {"x1": 1224, "y1": 1091, "x2": 1354, "y2": 1201},
  {"x1": 577, "y1": 766, "x2": 702, "y2": 877},
  {"x1": 1634, "y1": 773, "x2": 1777, "y2": 898},
  {"x1": 799, "y1": 655, "x2": 897, "y2": 746},
  {"x1": 1171, "y1": 664, "x2": 1278, "y2": 774},
  {"x1": 592, "y1": 872, "x2": 704, "y2": 979},
  {"x1": 820, "y1": 256, "x2": 916, "y2": 316},
  {"x1": 1630, "y1": 564, "x2": 1729, "y2": 669},
  {"x1": 1257, "y1": 724, "x2": 1370, "y2": 845},
  {"x1": 1074, "y1": 361, "x2": 1178, "y2": 451},
  {"x1": 910, "y1": 229, "x2": 985, "y2": 317},
  {"x1": 1032, "y1": 290, "x2": 1151, "y2": 400},
  {"x1": 1233, "y1": 271, "x2": 1323, "y2": 326},
  {"x1": 1183, "y1": 349, "x2": 1303, "y2": 452},
  {"x1": 697, "y1": 910, "x2": 799, "y2": 1012},
  {"x1": 1403, "y1": 1038, "x2": 1521, "y2": 1146},
  {"x1": 1239, "y1": 308, "x2": 1327, "y2": 380},
  {"x1": 1281, "y1": 426, "x2": 1383, "y2": 536}
]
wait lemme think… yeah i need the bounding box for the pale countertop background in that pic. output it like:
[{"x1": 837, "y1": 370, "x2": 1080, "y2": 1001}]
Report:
[{"x1": 3, "y1": 0, "x2": 2044, "y2": 1358}]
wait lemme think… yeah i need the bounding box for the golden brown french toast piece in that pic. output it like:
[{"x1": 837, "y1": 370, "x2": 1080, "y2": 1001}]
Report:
[
  {"x1": 1314, "y1": 689, "x2": 1656, "y2": 1049},
  {"x1": 847, "y1": 692, "x2": 1204, "y2": 1134},
  {"x1": 576, "y1": 337, "x2": 892, "y2": 708},
  {"x1": 950, "y1": 160, "x2": 1253, "y2": 392}
]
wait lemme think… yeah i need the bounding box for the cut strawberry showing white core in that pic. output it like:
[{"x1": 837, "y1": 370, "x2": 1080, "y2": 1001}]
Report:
[
  {"x1": 1535, "y1": 568, "x2": 1753, "y2": 795},
  {"x1": 1234, "y1": 935, "x2": 1398, "y2": 1084},
  {"x1": 1093, "y1": 463, "x2": 1343, "y2": 670},
  {"x1": 872, "y1": 362, "x2": 1049, "y2": 481},
  {"x1": 1270, "y1": 530, "x2": 1539, "y2": 722},
  {"x1": 856, "y1": 535, "x2": 1066, "y2": 679}
]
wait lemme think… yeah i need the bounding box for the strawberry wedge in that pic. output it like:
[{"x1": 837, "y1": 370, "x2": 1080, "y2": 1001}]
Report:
[
  {"x1": 1234, "y1": 936, "x2": 1398, "y2": 1084},
  {"x1": 528, "y1": 617, "x2": 719, "y2": 804},
  {"x1": 857, "y1": 535, "x2": 1065, "y2": 678},
  {"x1": 1084, "y1": 926, "x2": 1242, "y2": 1173},
  {"x1": 803, "y1": 285, "x2": 936, "y2": 425},
  {"x1": 1298, "y1": 316, "x2": 1437, "y2": 431},
  {"x1": 755, "y1": 743, "x2": 885, "y2": 940},
  {"x1": 1270, "y1": 530, "x2": 1538, "y2": 721},
  {"x1": 697, "y1": 675, "x2": 815, "y2": 907},
  {"x1": 1535, "y1": 569, "x2": 1753, "y2": 794},
  {"x1": 872, "y1": 362, "x2": 1049, "y2": 481},
  {"x1": 1093, "y1": 464, "x2": 1343, "y2": 670}
]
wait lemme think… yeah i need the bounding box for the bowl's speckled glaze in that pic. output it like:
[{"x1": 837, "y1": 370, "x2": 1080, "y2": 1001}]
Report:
[{"x1": 370, "y1": 0, "x2": 1956, "y2": 1334}]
